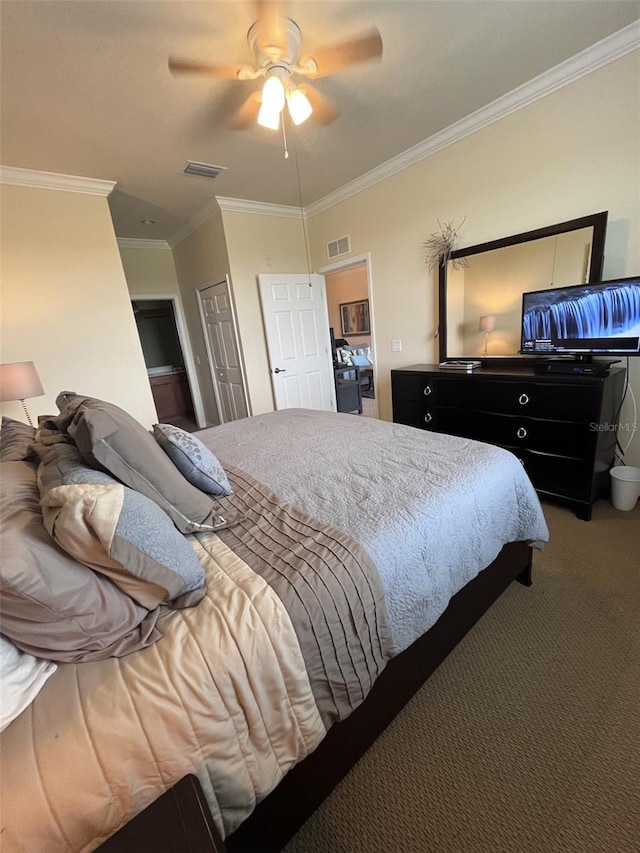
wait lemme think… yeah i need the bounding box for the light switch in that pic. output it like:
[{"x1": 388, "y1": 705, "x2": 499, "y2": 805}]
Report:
[{"x1": 391, "y1": 340, "x2": 402, "y2": 352}]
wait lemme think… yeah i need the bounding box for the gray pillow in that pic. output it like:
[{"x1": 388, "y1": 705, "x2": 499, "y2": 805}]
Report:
[
  {"x1": 0, "y1": 417, "x2": 37, "y2": 462},
  {"x1": 153, "y1": 424, "x2": 232, "y2": 497},
  {"x1": 36, "y1": 442, "x2": 206, "y2": 610},
  {"x1": 46, "y1": 393, "x2": 219, "y2": 534},
  {"x1": 0, "y1": 461, "x2": 163, "y2": 662}
]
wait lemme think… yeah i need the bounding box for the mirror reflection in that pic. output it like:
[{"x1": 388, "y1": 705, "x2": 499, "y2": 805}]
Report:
[
  {"x1": 446, "y1": 228, "x2": 595, "y2": 358},
  {"x1": 438, "y1": 211, "x2": 608, "y2": 363}
]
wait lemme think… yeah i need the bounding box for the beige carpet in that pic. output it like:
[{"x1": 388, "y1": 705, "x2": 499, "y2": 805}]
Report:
[{"x1": 283, "y1": 499, "x2": 640, "y2": 853}]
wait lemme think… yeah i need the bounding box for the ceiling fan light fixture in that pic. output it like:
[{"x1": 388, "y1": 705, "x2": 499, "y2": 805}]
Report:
[
  {"x1": 257, "y1": 103, "x2": 280, "y2": 131},
  {"x1": 261, "y1": 75, "x2": 285, "y2": 113},
  {"x1": 287, "y1": 87, "x2": 313, "y2": 125}
]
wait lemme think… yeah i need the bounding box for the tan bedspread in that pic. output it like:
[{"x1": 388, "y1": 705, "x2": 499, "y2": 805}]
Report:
[{"x1": 0, "y1": 470, "x2": 390, "y2": 852}]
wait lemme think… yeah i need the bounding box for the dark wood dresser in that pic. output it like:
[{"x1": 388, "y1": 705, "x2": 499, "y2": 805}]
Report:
[{"x1": 391, "y1": 364, "x2": 626, "y2": 520}]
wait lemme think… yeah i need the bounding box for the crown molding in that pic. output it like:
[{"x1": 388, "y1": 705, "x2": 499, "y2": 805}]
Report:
[
  {"x1": 169, "y1": 194, "x2": 304, "y2": 247},
  {"x1": 0, "y1": 165, "x2": 116, "y2": 196},
  {"x1": 117, "y1": 238, "x2": 171, "y2": 250},
  {"x1": 305, "y1": 21, "x2": 640, "y2": 219},
  {"x1": 215, "y1": 196, "x2": 304, "y2": 219}
]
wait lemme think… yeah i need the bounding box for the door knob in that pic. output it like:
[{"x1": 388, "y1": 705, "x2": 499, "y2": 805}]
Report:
[{"x1": 273, "y1": 367, "x2": 286, "y2": 374}]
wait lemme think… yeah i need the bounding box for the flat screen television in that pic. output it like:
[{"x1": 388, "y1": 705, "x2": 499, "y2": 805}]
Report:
[{"x1": 521, "y1": 275, "x2": 640, "y2": 358}]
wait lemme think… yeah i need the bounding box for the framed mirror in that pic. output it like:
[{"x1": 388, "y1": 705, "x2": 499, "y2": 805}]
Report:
[{"x1": 438, "y1": 211, "x2": 608, "y2": 363}]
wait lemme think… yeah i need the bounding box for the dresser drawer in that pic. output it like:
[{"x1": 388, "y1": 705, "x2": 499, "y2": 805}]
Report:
[
  {"x1": 392, "y1": 399, "x2": 437, "y2": 430},
  {"x1": 525, "y1": 450, "x2": 593, "y2": 499},
  {"x1": 438, "y1": 409, "x2": 596, "y2": 457},
  {"x1": 503, "y1": 448, "x2": 592, "y2": 500},
  {"x1": 391, "y1": 372, "x2": 437, "y2": 403},
  {"x1": 437, "y1": 378, "x2": 600, "y2": 422}
]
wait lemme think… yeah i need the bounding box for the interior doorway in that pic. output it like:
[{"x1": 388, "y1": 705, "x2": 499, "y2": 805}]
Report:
[
  {"x1": 131, "y1": 295, "x2": 205, "y2": 431},
  {"x1": 320, "y1": 254, "x2": 378, "y2": 419}
]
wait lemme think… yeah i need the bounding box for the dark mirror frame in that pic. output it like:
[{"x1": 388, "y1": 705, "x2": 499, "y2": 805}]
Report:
[{"x1": 437, "y1": 211, "x2": 608, "y2": 364}]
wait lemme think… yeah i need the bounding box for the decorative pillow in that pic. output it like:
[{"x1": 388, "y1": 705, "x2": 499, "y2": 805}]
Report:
[
  {"x1": 336, "y1": 347, "x2": 353, "y2": 365},
  {"x1": 0, "y1": 461, "x2": 162, "y2": 662},
  {"x1": 350, "y1": 353, "x2": 372, "y2": 368},
  {"x1": 36, "y1": 442, "x2": 206, "y2": 609},
  {"x1": 153, "y1": 424, "x2": 232, "y2": 497},
  {"x1": 0, "y1": 416, "x2": 37, "y2": 462},
  {"x1": 43, "y1": 393, "x2": 219, "y2": 533},
  {"x1": 0, "y1": 634, "x2": 56, "y2": 732}
]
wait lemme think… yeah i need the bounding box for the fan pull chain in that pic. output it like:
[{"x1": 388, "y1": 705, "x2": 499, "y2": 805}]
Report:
[{"x1": 282, "y1": 120, "x2": 289, "y2": 159}]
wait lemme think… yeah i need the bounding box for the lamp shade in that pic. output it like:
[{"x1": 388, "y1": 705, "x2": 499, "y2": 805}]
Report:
[
  {"x1": 257, "y1": 103, "x2": 280, "y2": 130},
  {"x1": 287, "y1": 87, "x2": 313, "y2": 125},
  {"x1": 478, "y1": 315, "x2": 496, "y2": 333},
  {"x1": 0, "y1": 361, "x2": 45, "y2": 402},
  {"x1": 261, "y1": 76, "x2": 285, "y2": 112}
]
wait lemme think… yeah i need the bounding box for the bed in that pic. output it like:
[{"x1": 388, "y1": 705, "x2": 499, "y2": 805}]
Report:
[{"x1": 0, "y1": 399, "x2": 548, "y2": 852}]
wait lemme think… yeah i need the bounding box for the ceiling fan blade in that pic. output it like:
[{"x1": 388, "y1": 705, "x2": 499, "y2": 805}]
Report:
[
  {"x1": 297, "y1": 84, "x2": 340, "y2": 126},
  {"x1": 301, "y1": 27, "x2": 383, "y2": 78},
  {"x1": 230, "y1": 92, "x2": 262, "y2": 130},
  {"x1": 168, "y1": 57, "x2": 250, "y2": 80}
]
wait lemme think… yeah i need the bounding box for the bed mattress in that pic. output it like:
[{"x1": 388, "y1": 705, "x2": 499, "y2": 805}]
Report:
[{"x1": 200, "y1": 409, "x2": 549, "y2": 652}]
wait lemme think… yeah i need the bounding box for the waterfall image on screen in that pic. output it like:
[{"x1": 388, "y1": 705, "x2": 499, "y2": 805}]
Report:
[{"x1": 522, "y1": 280, "x2": 640, "y2": 354}]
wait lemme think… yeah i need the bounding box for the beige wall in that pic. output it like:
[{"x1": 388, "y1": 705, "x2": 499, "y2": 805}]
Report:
[
  {"x1": 119, "y1": 245, "x2": 180, "y2": 296},
  {"x1": 220, "y1": 210, "x2": 309, "y2": 416},
  {"x1": 0, "y1": 183, "x2": 156, "y2": 426},
  {"x1": 306, "y1": 52, "x2": 640, "y2": 466},
  {"x1": 171, "y1": 211, "x2": 231, "y2": 426}
]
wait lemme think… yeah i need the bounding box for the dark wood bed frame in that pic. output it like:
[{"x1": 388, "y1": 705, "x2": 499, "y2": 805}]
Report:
[{"x1": 225, "y1": 540, "x2": 533, "y2": 853}]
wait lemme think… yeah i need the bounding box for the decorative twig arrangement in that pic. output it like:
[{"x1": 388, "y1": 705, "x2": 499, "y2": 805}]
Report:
[{"x1": 424, "y1": 218, "x2": 468, "y2": 271}]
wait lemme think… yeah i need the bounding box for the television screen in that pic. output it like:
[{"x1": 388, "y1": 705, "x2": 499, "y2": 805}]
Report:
[{"x1": 521, "y1": 276, "x2": 640, "y2": 356}]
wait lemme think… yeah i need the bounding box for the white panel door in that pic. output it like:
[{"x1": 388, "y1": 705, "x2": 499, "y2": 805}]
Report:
[
  {"x1": 258, "y1": 273, "x2": 336, "y2": 412},
  {"x1": 198, "y1": 279, "x2": 249, "y2": 422}
]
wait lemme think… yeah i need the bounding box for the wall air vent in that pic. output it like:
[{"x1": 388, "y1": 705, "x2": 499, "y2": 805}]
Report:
[
  {"x1": 327, "y1": 235, "x2": 351, "y2": 259},
  {"x1": 183, "y1": 161, "x2": 227, "y2": 179}
]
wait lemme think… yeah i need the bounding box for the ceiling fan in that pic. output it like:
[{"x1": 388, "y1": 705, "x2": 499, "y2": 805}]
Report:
[{"x1": 168, "y1": 0, "x2": 383, "y2": 131}]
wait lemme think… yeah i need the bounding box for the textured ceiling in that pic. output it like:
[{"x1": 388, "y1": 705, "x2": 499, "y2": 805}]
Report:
[{"x1": 1, "y1": 1, "x2": 638, "y2": 240}]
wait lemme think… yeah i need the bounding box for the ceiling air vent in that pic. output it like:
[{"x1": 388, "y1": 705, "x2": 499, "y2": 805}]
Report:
[
  {"x1": 327, "y1": 235, "x2": 351, "y2": 259},
  {"x1": 183, "y1": 161, "x2": 227, "y2": 179}
]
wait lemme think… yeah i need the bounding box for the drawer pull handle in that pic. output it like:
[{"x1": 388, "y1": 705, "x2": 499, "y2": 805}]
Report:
[
  {"x1": 423, "y1": 386, "x2": 432, "y2": 397},
  {"x1": 518, "y1": 393, "x2": 530, "y2": 406},
  {"x1": 516, "y1": 427, "x2": 527, "y2": 439},
  {"x1": 424, "y1": 413, "x2": 433, "y2": 424}
]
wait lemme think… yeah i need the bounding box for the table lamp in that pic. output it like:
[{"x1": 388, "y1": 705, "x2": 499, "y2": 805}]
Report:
[
  {"x1": 0, "y1": 361, "x2": 45, "y2": 426},
  {"x1": 478, "y1": 315, "x2": 496, "y2": 356}
]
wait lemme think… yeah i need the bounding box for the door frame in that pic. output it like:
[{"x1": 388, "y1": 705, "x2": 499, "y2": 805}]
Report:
[
  {"x1": 317, "y1": 252, "x2": 377, "y2": 408},
  {"x1": 196, "y1": 276, "x2": 251, "y2": 423},
  {"x1": 130, "y1": 292, "x2": 206, "y2": 428}
]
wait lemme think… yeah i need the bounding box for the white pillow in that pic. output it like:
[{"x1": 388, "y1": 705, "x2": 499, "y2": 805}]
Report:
[{"x1": 0, "y1": 634, "x2": 57, "y2": 731}]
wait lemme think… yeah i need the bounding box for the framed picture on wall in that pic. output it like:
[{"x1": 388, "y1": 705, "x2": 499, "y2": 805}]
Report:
[{"x1": 340, "y1": 299, "x2": 370, "y2": 336}]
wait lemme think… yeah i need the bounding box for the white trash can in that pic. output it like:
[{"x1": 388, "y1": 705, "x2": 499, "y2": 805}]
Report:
[{"x1": 610, "y1": 466, "x2": 640, "y2": 511}]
